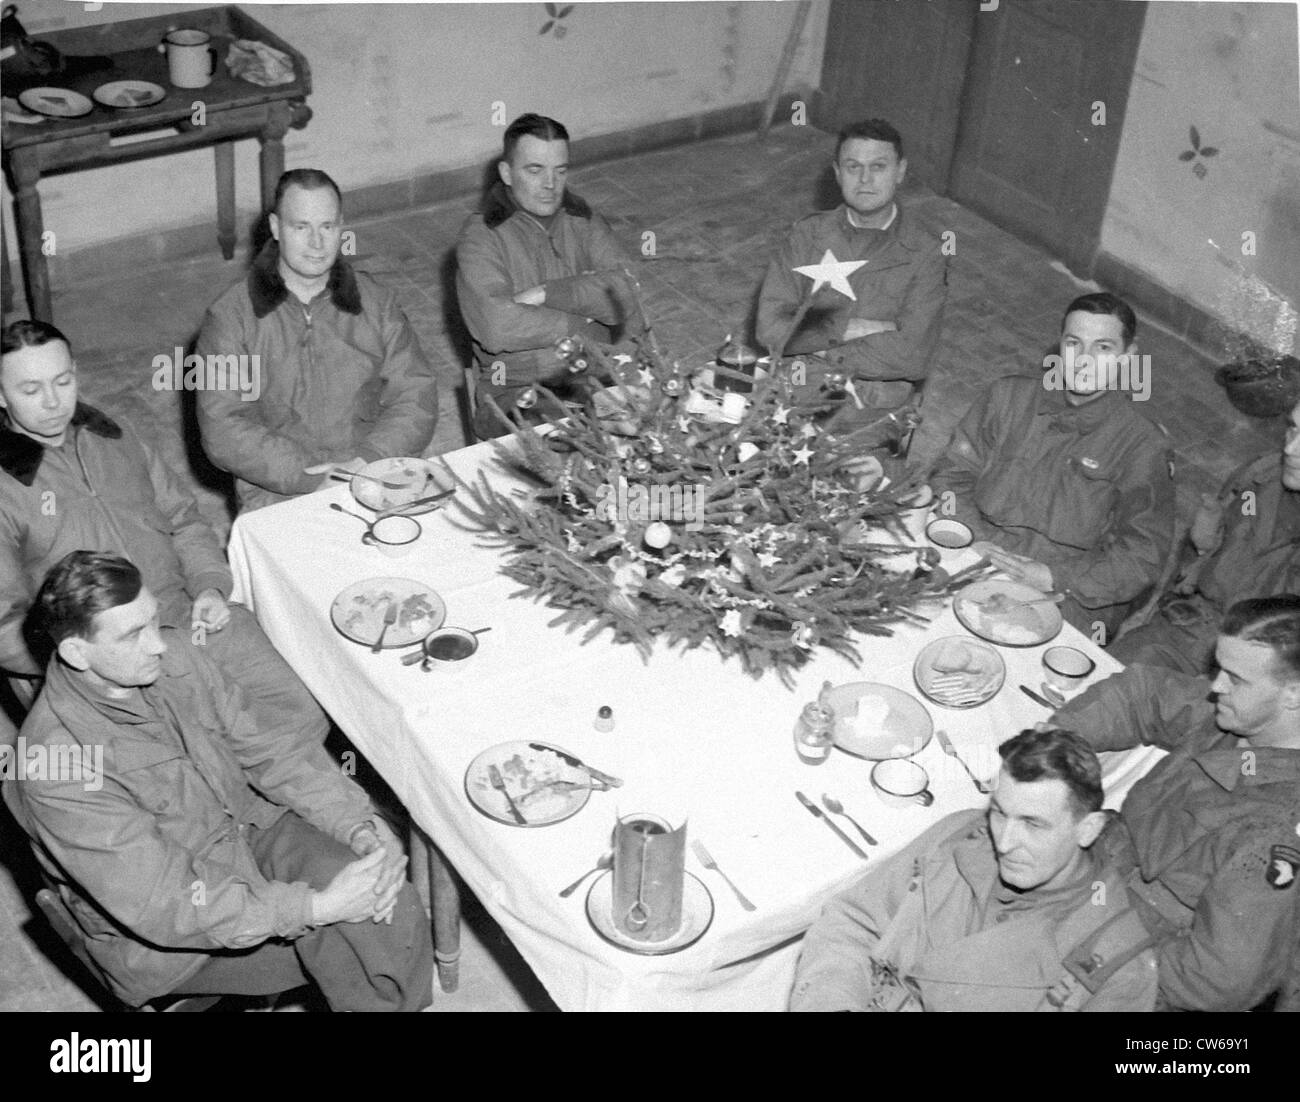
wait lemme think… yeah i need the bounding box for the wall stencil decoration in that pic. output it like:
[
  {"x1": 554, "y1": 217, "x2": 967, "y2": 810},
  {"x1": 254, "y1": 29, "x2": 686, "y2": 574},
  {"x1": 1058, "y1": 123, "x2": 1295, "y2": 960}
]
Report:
[
  {"x1": 539, "y1": 3, "x2": 574, "y2": 40},
  {"x1": 1178, "y1": 125, "x2": 1220, "y2": 179}
]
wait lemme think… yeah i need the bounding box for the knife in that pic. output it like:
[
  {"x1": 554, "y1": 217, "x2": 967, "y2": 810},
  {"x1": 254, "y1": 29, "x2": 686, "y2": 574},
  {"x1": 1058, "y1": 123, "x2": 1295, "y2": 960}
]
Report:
[
  {"x1": 1019, "y1": 683, "x2": 1055, "y2": 709},
  {"x1": 795, "y1": 791, "x2": 868, "y2": 859},
  {"x1": 380, "y1": 487, "x2": 456, "y2": 515},
  {"x1": 527, "y1": 742, "x2": 622, "y2": 789},
  {"x1": 488, "y1": 763, "x2": 527, "y2": 825}
]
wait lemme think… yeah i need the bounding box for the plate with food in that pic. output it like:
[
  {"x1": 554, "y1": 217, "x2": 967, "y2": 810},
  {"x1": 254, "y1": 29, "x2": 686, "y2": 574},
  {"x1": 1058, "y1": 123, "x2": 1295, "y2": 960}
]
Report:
[
  {"x1": 953, "y1": 579, "x2": 1064, "y2": 647},
  {"x1": 329, "y1": 577, "x2": 446, "y2": 649},
  {"x1": 349, "y1": 457, "x2": 453, "y2": 515},
  {"x1": 823, "y1": 682, "x2": 933, "y2": 760},
  {"x1": 464, "y1": 740, "x2": 594, "y2": 827},
  {"x1": 92, "y1": 81, "x2": 166, "y2": 109},
  {"x1": 913, "y1": 635, "x2": 1006, "y2": 709},
  {"x1": 17, "y1": 87, "x2": 93, "y2": 118}
]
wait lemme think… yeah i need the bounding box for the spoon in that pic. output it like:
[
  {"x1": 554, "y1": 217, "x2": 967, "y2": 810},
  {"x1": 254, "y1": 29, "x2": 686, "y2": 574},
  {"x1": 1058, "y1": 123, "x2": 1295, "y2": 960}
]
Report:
[
  {"x1": 330, "y1": 502, "x2": 371, "y2": 524},
  {"x1": 558, "y1": 853, "x2": 613, "y2": 898},
  {"x1": 821, "y1": 794, "x2": 878, "y2": 845}
]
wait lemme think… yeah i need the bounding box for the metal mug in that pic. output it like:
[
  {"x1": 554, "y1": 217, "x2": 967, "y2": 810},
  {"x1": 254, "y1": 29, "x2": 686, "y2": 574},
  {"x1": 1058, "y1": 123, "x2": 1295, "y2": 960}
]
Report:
[{"x1": 159, "y1": 28, "x2": 217, "y2": 89}]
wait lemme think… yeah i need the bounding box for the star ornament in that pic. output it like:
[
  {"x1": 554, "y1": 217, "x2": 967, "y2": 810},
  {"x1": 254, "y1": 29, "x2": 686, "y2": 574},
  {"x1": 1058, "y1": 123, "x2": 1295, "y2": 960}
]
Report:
[
  {"x1": 792, "y1": 444, "x2": 815, "y2": 465},
  {"x1": 793, "y1": 249, "x2": 867, "y2": 300}
]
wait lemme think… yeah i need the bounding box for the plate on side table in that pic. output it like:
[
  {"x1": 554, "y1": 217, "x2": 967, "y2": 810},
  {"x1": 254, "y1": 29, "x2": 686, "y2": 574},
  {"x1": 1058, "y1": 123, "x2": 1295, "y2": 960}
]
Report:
[{"x1": 18, "y1": 87, "x2": 93, "y2": 118}]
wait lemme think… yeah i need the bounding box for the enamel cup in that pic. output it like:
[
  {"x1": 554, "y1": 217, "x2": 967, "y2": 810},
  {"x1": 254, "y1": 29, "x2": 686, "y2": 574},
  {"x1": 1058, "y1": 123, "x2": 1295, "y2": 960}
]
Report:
[{"x1": 159, "y1": 29, "x2": 217, "y2": 89}]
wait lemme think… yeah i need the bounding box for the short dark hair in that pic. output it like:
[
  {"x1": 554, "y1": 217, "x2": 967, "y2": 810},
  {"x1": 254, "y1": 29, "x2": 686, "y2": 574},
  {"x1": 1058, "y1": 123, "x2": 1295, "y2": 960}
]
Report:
[
  {"x1": 37, "y1": 552, "x2": 143, "y2": 645},
  {"x1": 1062, "y1": 292, "x2": 1137, "y2": 348},
  {"x1": 502, "y1": 113, "x2": 569, "y2": 163},
  {"x1": 272, "y1": 168, "x2": 343, "y2": 217},
  {"x1": 1222, "y1": 595, "x2": 1300, "y2": 680},
  {"x1": 835, "y1": 118, "x2": 904, "y2": 163},
  {"x1": 998, "y1": 728, "x2": 1103, "y2": 817},
  {"x1": 1, "y1": 319, "x2": 71, "y2": 357}
]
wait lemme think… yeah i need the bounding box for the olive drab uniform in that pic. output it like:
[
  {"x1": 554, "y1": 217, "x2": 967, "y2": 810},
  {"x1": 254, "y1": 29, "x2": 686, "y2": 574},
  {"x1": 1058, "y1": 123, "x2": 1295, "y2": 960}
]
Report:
[
  {"x1": 1054, "y1": 664, "x2": 1300, "y2": 1010},
  {"x1": 929, "y1": 376, "x2": 1174, "y2": 641},
  {"x1": 789, "y1": 810, "x2": 1159, "y2": 1012},
  {"x1": 1111, "y1": 454, "x2": 1300, "y2": 673}
]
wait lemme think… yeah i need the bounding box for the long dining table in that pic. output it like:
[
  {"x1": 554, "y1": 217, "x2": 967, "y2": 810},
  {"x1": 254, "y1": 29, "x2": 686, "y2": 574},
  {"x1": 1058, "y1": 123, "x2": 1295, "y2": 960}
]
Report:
[{"x1": 226, "y1": 435, "x2": 1165, "y2": 1011}]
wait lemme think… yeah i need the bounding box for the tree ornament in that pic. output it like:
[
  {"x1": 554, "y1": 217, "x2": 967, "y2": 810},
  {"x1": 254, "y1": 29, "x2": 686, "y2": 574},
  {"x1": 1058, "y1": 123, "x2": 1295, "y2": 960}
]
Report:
[
  {"x1": 720, "y1": 609, "x2": 743, "y2": 637},
  {"x1": 516, "y1": 387, "x2": 538, "y2": 410},
  {"x1": 644, "y1": 521, "x2": 673, "y2": 549},
  {"x1": 645, "y1": 434, "x2": 665, "y2": 455},
  {"x1": 662, "y1": 377, "x2": 685, "y2": 396},
  {"x1": 631, "y1": 457, "x2": 652, "y2": 475},
  {"x1": 737, "y1": 442, "x2": 760, "y2": 463}
]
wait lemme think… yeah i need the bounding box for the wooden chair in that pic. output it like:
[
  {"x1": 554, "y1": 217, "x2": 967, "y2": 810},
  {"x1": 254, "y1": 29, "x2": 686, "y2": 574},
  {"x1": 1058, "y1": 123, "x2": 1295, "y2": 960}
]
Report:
[{"x1": 34, "y1": 888, "x2": 222, "y2": 1012}]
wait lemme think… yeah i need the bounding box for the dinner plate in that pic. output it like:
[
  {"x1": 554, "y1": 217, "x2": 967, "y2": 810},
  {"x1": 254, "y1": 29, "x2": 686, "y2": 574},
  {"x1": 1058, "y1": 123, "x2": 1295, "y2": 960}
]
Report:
[
  {"x1": 329, "y1": 577, "x2": 446, "y2": 649},
  {"x1": 823, "y1": 682, "x2": 933, "y2": 760},
  {"x1": 913, "y1": 635, "x2": 1006, "y2": 709},
  {"x1": 464, "y1": 740, "x2": 593, "y2": 827},
  {"x1": 586, "y1": 871, "x2": 714, "y2": 955},
  {"x1": 953, "y1": 578, "x2": 1064, "y2": 647},
  {"x1": 350, "y1": 457, "x2": 452, "y2": 515},
  {"x1": 92, "y1": 80, "x2": 166, "y2": 109},
  {"x1": 17, "y1": 87, "x2": 93, "y2": 118}
]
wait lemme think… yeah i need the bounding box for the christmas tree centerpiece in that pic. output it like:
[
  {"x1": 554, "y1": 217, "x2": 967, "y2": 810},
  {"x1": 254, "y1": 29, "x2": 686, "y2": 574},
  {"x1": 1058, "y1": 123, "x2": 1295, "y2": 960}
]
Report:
[{"x1": 448, "y1": 263, "x2": 982, "y2": 684}]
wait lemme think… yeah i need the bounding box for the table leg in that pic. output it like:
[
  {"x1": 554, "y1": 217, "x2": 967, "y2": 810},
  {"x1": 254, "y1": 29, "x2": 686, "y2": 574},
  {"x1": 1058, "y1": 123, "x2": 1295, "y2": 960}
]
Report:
[
  {"x1": 257, "y1": 101, "x2": 292, "y2": 213},
  {"x1": 10, "y1": 154, "x2": 52, "y2": 322},
  {"x1": 408, "y1": 823, "x2": 461, "y2": 993},
  {"x1": 214, "y1": 140, "x2": 236, "y2": 261}
]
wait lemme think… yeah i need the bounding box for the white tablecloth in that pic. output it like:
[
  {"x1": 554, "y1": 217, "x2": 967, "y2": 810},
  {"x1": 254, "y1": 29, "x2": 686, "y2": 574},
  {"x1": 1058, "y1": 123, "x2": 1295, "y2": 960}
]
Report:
[{"x1": 228, "y1": 438, "x2": 1164, "y2": 1011}]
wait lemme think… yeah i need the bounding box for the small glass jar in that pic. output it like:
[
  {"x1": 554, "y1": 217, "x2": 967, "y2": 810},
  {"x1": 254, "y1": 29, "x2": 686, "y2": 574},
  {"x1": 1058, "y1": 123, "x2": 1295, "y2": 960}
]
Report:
[{"x1": 793, "y1": 702, "x2": 835, "y2": 765}]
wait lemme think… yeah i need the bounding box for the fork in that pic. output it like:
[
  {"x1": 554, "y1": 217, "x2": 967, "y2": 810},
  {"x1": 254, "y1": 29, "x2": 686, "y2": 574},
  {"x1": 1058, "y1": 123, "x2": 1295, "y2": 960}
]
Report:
[
  {"x1": 692, "y1": 840, "x2": 756, "y2": 911},
  {"x1": 370, "y1": 601, "x2": 398, "y2": 653}
]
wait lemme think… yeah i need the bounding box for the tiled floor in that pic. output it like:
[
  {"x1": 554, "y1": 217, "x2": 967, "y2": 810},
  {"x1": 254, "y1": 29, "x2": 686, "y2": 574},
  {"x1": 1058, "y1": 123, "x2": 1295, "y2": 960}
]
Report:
[{"x1": 0, "y1": 123, "x2": 1282, "y2": 1012}]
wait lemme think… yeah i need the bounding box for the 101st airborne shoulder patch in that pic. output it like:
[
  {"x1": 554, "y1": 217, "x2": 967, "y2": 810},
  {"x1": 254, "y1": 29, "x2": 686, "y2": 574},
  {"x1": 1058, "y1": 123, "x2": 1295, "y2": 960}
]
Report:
[{"x1": 1265, "y1": 844, "x2": 1300, "y2": 890}]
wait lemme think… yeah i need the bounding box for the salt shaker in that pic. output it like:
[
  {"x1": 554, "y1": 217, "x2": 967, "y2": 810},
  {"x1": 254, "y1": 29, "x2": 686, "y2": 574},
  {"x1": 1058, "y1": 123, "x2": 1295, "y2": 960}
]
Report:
[{"x1": 793, "y1": 702, "x2": 835, "y2": 765}]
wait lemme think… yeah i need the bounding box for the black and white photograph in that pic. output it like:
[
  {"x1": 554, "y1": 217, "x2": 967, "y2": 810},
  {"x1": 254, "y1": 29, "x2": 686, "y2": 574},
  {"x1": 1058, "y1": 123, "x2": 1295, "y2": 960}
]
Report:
[{"x1": 0, "y1": 0, "x2": 1297, "y2": 1054}]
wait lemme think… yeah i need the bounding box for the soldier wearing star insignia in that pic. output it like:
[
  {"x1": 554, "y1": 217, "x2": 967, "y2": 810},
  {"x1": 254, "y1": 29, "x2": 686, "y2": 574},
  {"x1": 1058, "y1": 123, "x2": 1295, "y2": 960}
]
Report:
[
  {"x1": 1049, "y1": 595, "x2": 1300, "y2": 1010},
  {"x1": 755, "y1": 118, "x2": 948, "y2": 435}
]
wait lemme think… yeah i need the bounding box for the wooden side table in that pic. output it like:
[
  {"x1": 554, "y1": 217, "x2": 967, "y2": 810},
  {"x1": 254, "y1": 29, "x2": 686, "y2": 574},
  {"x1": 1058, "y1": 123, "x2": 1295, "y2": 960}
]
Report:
[{"x1": 1, "y1": 5, "x2": 312, "y2": 322}]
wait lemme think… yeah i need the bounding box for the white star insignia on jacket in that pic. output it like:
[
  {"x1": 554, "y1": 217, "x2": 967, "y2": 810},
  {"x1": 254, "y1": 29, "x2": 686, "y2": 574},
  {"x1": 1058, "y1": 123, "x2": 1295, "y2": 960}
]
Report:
[{"x1": 793, "y1": 249, "x2": 868, "y2": 300}]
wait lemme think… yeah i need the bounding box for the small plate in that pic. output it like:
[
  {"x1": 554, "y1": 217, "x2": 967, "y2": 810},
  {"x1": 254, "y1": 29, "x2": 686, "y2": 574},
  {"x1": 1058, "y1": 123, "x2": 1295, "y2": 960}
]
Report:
[
  {"x1": 586, "y1": 871, "x2": 714, "y2": 955},
  {"x1": 824, "y1": 682, "x2": 933, "y2": 760},
  {"x1": 464, "y1": 740, "x2": 593, "y2": 827},
  {"x1": 329, "y1": 577, "x2": 446, "y2": 649},
  {"x1": 17, "y1": 87, "x2": 93, "y2": 118},
  {"x1": 350, "y1": 457, "x2": 452, "y2": 515},
  {"x1": 954, "y1": 579, "x2": 1064, "y2": 647},
  {"x1": 92, "y1": 80, "x2": 166, "y2": 109},
  {"x1": 913, "y1": 635, "x2": 1006, "y2": 709}
]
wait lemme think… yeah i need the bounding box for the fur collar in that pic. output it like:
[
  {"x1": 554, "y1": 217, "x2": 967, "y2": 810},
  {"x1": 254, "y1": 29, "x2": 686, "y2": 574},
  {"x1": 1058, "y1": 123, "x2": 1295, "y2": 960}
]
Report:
[
  {"x1": 482, "y1": 179, "x2": 592, "y2": 230},
  {"x1": 0, "y1": 403, "x2": 121, "y2": 486},
  {"x1": 248, "y1": 240, "x2": 363, "y2": 319}
]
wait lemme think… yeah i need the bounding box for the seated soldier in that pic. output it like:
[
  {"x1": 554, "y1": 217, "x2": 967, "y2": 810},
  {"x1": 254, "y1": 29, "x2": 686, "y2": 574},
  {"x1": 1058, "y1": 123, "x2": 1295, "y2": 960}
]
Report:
[
  {"x1": 196, "y1": 168, "x2": 438, "y2": 513},
  {"x1": 4, "y1": 552, "x2": 433, "y2": 1011},
  {"x1": 0, "y1": 320, "x2": 326, "y2": 751},
  {"x1": 755, "y1": 117, "x2": 947, "y2": 437},
  {"x1": 455, "y1": 113, "x2": 643, "y2": 439},
  {"x1": 1112, "y1": 397, "x2": 1300, "y2": 673},
  {"x1": 1051, "y1": 595, "x2": 1300, "y2": 1010},
  {"x1": 789, "y1": 728, "x2": 1159, "y2": 1012},
  {"x1": 929, "y1": 292, "x2": 1174, "y2": 641}
]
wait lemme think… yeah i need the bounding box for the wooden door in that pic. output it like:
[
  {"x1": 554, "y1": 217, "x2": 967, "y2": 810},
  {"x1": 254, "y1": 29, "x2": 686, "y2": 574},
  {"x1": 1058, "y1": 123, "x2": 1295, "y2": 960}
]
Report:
[
  {"x1": 948, "y1": 0, "x2": 1147, "y2": 275},
  {"x1": 816, "y1": 0, "x2": 976, "y2": 191}
]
